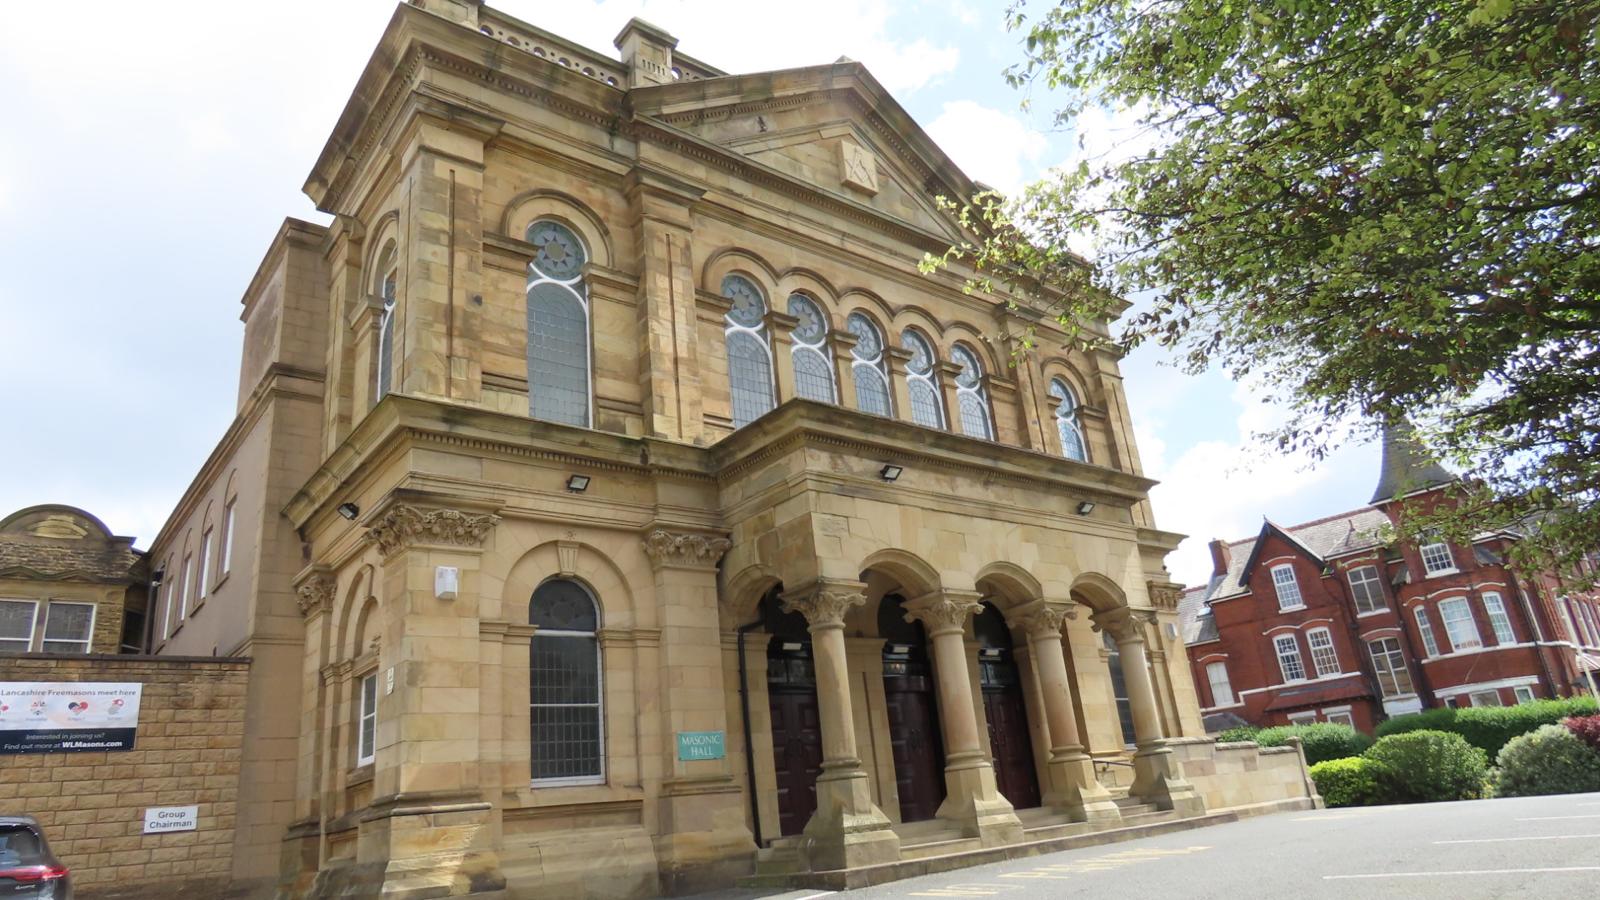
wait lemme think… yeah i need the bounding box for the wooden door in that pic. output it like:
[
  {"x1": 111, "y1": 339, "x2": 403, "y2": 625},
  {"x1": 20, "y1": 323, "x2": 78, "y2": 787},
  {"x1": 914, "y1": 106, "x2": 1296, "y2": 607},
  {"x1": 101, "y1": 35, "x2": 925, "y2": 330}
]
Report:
[
  {"x1": 884, "y1": 661, "x2": 946, "y2": 822},
  {"x1": 983, "y1": 683, "x2": 1042, "y2": 810},
  {"x1": 767, "y1": 650, "x2": 822, "y2": 837}
]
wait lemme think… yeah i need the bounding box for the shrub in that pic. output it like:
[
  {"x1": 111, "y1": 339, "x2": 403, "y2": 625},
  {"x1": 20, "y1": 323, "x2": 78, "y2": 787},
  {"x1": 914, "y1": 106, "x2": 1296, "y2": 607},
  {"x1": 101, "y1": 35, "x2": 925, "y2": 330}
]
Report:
[
  {"x1": 1493, "y1": 724, "x2": 1600, "y2": 797},
  {"x1": 1248, "y1": 723, "x2": 1373, "y2": 766},
  {"x1": 1363, "y1": 730, "x2": 1488, "y2": 802},
  {"x1": 1216, "y1": 725, "x2": 1261, "y2": 743},
  {"x1": 1566, "y1": 714, "x2": 1600, "y2": 754},
  {"x1": 1375, "y1": 696, "x2": 1598, "y2": 757},
  {"x1": 1309, "y1": 756, "x2": 1393, "y2": 807}
]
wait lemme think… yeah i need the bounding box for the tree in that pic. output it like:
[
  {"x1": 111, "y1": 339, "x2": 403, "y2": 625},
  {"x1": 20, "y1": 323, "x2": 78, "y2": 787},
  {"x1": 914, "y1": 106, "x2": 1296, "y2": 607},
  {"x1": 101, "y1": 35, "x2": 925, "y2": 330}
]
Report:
[{"x1": 932, "y1": 0, "x2": 1600, "y2": 576}]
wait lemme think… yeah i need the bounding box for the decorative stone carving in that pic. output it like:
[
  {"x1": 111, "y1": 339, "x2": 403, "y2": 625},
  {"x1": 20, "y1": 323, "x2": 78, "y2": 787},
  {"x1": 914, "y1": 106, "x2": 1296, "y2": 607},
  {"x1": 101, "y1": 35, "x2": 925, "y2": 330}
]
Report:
[
  {"x1": 781, "y1": 585, "x2": 867, "y2": 628},
  {"x1": 839, "y1": 139, "x2": 879, "y2": 194},
  {"x1": 295, "y1": 570, "x2": 336, "y2": 618},
  {"x1": 1147, "y1": 581, "x2": 1183, "y2": 611},
  {"x1": 1016, "y1": 603, "x2": 1075, "y2": 640},
  {"x1": 366, "y1": 505, "x2": 499, "y2": 558},
  {"x1": 640, "y1": 529, "x2": 732, "y2": 569},
  {"x1": 905, "y1": 592, "x2": 982, "y2": 636}
]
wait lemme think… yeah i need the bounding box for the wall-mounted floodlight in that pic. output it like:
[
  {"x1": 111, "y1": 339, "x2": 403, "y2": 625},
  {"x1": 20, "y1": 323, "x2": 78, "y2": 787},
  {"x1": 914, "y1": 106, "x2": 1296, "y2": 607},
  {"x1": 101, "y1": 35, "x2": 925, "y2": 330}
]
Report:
[
  {"x1": 336, "y1": 502, "x2": 361, "y2": 520},
  {"x1": 880, "y1": 464, "x2": 904, "y2": 482},
  {"x1": 566, "y1": 474, "x2": 591, "y2": 492},
  {"x1": 1076, "y1": 500, "x2": 1096, "y2": 516}
]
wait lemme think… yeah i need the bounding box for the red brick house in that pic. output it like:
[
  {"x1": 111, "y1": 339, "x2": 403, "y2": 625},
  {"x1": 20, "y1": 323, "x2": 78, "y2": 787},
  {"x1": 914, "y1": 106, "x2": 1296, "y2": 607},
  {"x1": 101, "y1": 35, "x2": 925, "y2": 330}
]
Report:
[{"x1": 1179, "y1": 427, "x2": 1600, "y2": 732}]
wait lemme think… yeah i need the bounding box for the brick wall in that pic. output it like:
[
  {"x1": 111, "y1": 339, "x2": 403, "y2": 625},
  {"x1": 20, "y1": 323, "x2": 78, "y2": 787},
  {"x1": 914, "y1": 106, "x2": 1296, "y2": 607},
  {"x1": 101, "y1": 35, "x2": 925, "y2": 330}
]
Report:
[{"x1": 0, "y1": 653, "x2": 249, "y2": 897}]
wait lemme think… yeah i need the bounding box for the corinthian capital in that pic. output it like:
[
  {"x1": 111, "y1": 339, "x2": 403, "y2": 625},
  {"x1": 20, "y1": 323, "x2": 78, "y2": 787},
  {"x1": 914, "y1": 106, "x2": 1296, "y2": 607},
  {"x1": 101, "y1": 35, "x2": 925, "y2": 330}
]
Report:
[
  {"x1": 294, "y1": 567, "x2": 336, "y2": 618},
  {"x1": 1015, "y1": 602, "x2": 1076, "y2": 640},
  {"x1": 366, "y1": 504, "x2": 500, "y2": 558},
  {"x1": 1146, "y1": 580, "x2": 1183, "y2": 611},
  {"x1": 641, "y1": 529, "x2": 733, "y2": 570},
  {"x1": 904, "y1": 591, "x2": 982, "y2": 637},
  {"x1": 1091, "y1": 605, "x2": 1155, "y2": 641},
  {"x1": 780, "y1": 580, "x2": 867, "y2": 629}
]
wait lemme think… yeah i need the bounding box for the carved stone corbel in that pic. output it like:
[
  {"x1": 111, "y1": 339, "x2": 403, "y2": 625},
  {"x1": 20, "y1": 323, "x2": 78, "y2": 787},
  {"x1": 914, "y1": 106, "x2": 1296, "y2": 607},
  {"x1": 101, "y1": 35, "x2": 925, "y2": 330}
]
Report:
[
  {"x1": 366, "y1": 504, "x2": 500, "y2": 559},
  {"x1": 779, "y1": 579, "x2": 867, "y2": 629},
  {"x1": 294, "y1": 566, "x2": 336, "y2": 619},
  {"x1": 640, "y1": 529, "x2": 732, "y2": 570}
]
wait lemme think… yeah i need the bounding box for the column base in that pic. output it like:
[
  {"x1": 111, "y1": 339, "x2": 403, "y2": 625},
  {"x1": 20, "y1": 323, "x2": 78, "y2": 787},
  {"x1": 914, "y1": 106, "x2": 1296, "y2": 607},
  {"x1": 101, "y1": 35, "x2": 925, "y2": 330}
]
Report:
[
  {"x1": 310, "y1": 797, "x2": 507, "y2": 899},
  {"x1": 1042, "y1": 751, "x2": 1123, "y2": 825},
  {"x1": 1130, "y1": 742, "x2": 1206, "y2": 818},
  {"x1": 935, "y1": 752, "x2": 1023, "y2": 847},
  {"x1": 800, "y1": 761, "x2": 901, "y2": 871},
  {"x1": 654, "y1": 777, "x2": 758, "y2": 893}
]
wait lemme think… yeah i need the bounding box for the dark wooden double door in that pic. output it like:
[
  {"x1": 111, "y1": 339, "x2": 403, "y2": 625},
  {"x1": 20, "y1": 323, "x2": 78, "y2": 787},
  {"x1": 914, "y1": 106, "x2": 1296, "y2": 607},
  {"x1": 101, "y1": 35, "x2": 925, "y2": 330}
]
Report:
[
  {"x1": 884, "y1": 655, "x2": 947, "y2": 822},
  {"x1": 767, "y1": 647, "x2": 824, "y2": 837},
  {"x1": 981, "y1": 660, "x2": 1043, "y2": 811}
]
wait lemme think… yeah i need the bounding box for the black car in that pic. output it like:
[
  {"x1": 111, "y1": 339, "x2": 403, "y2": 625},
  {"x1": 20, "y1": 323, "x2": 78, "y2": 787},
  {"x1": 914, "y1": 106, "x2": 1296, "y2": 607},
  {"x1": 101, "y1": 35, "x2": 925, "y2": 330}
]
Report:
[{"x1": 0, "y1": 818, "x2": 70, "y2": 899}]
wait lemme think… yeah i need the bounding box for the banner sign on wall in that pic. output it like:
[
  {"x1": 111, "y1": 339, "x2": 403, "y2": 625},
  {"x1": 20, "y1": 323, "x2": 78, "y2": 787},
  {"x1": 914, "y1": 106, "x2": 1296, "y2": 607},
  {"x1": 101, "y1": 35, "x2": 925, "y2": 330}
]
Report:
[{"x1": 0, "y1": 682, "x2": 143, "y2": 754}]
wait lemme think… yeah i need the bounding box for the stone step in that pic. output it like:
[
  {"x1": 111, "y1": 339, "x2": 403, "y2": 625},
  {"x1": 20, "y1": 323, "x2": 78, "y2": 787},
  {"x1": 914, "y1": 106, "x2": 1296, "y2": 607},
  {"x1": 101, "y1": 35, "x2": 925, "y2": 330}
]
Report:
[
  {"x1": 1019, "y1": 820, "x2": 1092, "y2": 842},
  {"x1": 897, "y1": 835, "x2": 985, "y2": 862},
  {"x1": 753, "y1": 840, "x2": 803, "y2": 876}
]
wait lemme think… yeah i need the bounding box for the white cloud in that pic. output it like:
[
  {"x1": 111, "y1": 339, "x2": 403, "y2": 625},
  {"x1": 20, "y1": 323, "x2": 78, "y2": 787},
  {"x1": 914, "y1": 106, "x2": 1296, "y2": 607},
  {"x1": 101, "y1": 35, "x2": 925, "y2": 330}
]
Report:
[{"x1": 926, "y1": 101, "x2": 1047, "y2": 193}]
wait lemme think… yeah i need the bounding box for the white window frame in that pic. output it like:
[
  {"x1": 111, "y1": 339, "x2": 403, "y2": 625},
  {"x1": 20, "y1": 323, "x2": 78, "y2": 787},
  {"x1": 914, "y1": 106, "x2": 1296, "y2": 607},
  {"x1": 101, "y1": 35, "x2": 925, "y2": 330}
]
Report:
[
  {"x1": 786, "y1": 293, "x2": 836, "y2": 405},
  {"x1": 1205, "y1": 661, "x2": 1235, "y2": 706},
  {"x1": 1419, "y1": 539, "x2": 1456, "y2": 576},
  {"x1": 181, "y1": 554, "x2": 195, "y2": 622},
  {"x1": 901, "y1": 328, "x2": 945, "y2": 430},
  {"x1": 375, "y1": 252, "x2": 398, "y2": 403},
  {"x1": 1438, "y1": 597, "x2": 1483, "y2": 651},
  {"x1": 219, "y1": 499, "x2": 235, "y2": 578},
  {"x1": 1274, "y1": 634, "x2": 1307, "y2": 683},
  {"x1": 1468, "y1": 689, "x2": 1502, "y2": 708},
  {"x1": 160, "y1": 563, "x2": 175, "y2": 639},
  {"x1": 1367, "y1": 637, "x2": 1415, "y2": 698},
  {"x1": 173, "y1": 556, "x2": 191, "y2": 627},
  {"x1": 0, "y1": 598, "x2": 40, "y2": 652},
  {"x1": 1287, "y1": 711, "x2": 1317, "y2": 725},
  {"x1": 950, "y1": 343, "x2": 993, "y2": 440},
  {"x1": 1480, "y1": 592, "x2": 1515, "y2": 644},
  {"x1": 1513, "y1": 686, "x2": 1536, "y2": 704},
  {"x1": 845, "y1": 312, "x2": 893, "y2": 417},
  {"x1": 41, "y1": 601, "x2": 96, "y2": 654},
  {"x1": 1048, "y1": 378, "x2": 1089, "y2": 462},
  {"x1": 357, "y1": 671, "x2": 378, "y2": 767},
  {"x1": 1306, "y1": 627, "x2": 1340, "y2": 678},
  {"x1": 1323, "y1": 707, "x2": 1356, "y2": 727},
  {"x1": 525, "y1": 220, "x2": 595, "y2": 428},
  {"x1": 1413, "y1": 607, "x2": 1441, "y2": 657},
  {"x1": 529, "y1": 581, "x2": 607, "y2": 787},
  {"x1": 197, "y1": 529, "x2": 213, "y2": 603},
  {"x1": 722, "y1": 274, "x2": 777, "y2": 429},
  {"x1": 1271, "y1": 564, "x2": 1304, "y2": 611},
  {"x1": 1347, "y1": 565, "x2": 1385, "y2": 614}
]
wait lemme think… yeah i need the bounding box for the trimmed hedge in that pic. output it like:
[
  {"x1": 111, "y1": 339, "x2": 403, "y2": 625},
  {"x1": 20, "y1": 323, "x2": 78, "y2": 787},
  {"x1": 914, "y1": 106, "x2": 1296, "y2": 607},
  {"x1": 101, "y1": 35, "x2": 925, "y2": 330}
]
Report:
[
  {"x1": 1363, "y1": 730, "x2": 1488, "y2": 802},
  {"x1": 1212, "y1": 723, "x2": 1371, "y2": 765},
  {"x1": 1216, "y1": 724, "x2": 1261, "y2": 744},
  {"x1": 1493, "y1": 724, "x2": 1600, "y2": 797},
  {"x1": 1309, "y1": 756, "x2": 1393, "y2": 807},
  {"x1": 1566, "y1": 714, "x2": 1600, "y2": 754},
  {"x1": 1374, "y1": 696, "x2": 1598, "y2": 757}
]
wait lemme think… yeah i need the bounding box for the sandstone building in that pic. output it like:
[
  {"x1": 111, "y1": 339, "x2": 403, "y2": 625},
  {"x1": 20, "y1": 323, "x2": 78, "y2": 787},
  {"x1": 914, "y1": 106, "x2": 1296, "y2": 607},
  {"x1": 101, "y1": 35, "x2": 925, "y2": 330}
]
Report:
[{"x1": 110, "y1": 2, "x2": 1317, "y2": 896}]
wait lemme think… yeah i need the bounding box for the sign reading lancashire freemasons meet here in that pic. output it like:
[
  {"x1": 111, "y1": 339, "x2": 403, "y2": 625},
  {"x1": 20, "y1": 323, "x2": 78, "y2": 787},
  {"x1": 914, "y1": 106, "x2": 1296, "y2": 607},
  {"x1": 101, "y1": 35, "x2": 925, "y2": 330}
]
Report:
[{"x1": 0, "y1": 682, "x2": 143, "y2": 753}]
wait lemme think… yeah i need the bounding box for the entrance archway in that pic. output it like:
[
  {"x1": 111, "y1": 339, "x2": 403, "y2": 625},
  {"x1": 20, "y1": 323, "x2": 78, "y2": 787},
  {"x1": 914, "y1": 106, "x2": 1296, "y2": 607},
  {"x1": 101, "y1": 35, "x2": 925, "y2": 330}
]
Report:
[
  {"x1": 974, "y1": 602, "x2": 1042, "y2": 810},
  {"x1": 878, "y1": 592, "x2": 946, "y2": 823},
  {"x1": 761, "y1": 587, "x2": 823, "y2": 837}
]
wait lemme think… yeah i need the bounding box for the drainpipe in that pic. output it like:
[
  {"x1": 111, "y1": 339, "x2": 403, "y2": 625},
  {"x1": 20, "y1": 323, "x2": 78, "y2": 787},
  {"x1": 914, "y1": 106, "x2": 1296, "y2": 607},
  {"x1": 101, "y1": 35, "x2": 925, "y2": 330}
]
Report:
[
  {"x1": 1507, "y1": 569, "x2": 1562, "y2": 698},
  {"x1": 1327, "y1": 566, "x2": 1384, "y2": 726},
  {"x1": 736, "y1": 619, "x2": 764, "y2": 847},
  {"x1": 141, "y1": 570, "x2": 164, "y2": 654}
]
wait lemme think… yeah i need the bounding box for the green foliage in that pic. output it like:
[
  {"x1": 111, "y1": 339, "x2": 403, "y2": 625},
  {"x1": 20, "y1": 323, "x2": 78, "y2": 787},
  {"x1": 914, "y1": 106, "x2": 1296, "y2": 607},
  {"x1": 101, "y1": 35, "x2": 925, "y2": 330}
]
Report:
[
  {"x1": 1363, "y1": 730, "x2": 1488, "y2": 802},
  {"x1": 1492, "y1": 724, "x2": 1600, "y2": 797},
  {"x1": 935, "y1": 0, "x2": 1600, "y2": 571},
  {"x1": 1216, "y1": 725, "x2": 1261, "y2": 743},
  {"x1": 1309, "y1": 756, "x2": 1394, "y2": 807},
  {"x1": 1375, "y1": 696, "x2": 1598, "y2": 756},
  {"x1": 1248, "y1": 723, "x2": 1373, "y2": 765}
]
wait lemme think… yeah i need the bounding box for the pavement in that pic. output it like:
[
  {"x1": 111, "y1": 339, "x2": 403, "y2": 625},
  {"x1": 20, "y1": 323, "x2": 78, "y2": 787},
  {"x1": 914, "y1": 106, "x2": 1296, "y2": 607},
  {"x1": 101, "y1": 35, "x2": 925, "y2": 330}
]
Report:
[{"x1": 685, "y1": 792, "x2": 1600, "y2": 899}]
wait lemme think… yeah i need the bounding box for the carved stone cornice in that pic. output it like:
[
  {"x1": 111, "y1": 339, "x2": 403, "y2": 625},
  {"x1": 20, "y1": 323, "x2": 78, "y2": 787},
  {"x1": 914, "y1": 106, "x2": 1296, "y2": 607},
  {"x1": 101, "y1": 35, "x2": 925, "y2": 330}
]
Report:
[
  {"x1": 641, "y1": 529, "x2": 732, "y2": 570},
  {"x1": 780, "y1": 580, "x2": 868, "y2": 629},
  {"x1": 1147, "y1": 580, "x2": 1183, "y2": 612},
  {"x1": 366, "y1": 505, "x2": 500, "y2": 559},
  {"x1": 294, "y1": 566, "x2": 336, "y2": 619},
  {"x1": 1015, "y1": 602, "x2": 1077, "y2": 641},
  {"x1": 905, "y1": 590, "x2": 983, "y2": 637}
]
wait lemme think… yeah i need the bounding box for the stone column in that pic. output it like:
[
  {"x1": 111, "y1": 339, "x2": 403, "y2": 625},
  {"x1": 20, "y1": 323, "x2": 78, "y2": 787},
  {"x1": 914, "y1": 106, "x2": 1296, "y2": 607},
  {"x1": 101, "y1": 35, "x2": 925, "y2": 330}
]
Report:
[
  {"x1": 1094, "y1": 607, "x2": 1205, "y2": 816},
  {"x1": 885, "y1": 347, "x2": 915, "y2": 424},
  {"x1": 832, "y1": 331, "x2": 859, "y2": 413},
  {"x1": 767, "y1": 311, "x2": 800, "y2": 406},
  {"x1": 780, "y1": 580, "x2": 900, "y2": 871},
  {"x1": 625, "y1": 167, "x2": 706, "y2": 441},
  {"x1": 1015, "y1": 603, "x2": 1122, "y2": 824},
  {"x1": 905, "y1": 591, "x2": 1023, "y2": 846}
]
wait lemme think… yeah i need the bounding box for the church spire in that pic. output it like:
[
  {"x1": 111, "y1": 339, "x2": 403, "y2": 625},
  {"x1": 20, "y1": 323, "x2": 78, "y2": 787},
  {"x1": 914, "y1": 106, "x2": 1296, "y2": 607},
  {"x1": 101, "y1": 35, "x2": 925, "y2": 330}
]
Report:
[{"x1": 1370, "y1": 419, "x2": 1455, "y2": 504}]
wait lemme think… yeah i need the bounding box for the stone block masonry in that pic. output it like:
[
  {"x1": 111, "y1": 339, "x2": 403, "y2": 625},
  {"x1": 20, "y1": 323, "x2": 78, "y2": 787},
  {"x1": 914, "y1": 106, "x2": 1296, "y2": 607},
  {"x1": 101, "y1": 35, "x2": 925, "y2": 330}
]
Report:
[{"x1": 0, "y1": 653, "x2": 249, "y2": 898}]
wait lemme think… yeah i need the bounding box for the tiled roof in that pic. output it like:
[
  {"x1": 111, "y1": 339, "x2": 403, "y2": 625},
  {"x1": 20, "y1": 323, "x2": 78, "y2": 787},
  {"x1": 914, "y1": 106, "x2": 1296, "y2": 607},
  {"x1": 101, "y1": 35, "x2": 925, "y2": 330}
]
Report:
[{"x1": 1370, "y1": 421, "x2": 1455, "y2": 503}]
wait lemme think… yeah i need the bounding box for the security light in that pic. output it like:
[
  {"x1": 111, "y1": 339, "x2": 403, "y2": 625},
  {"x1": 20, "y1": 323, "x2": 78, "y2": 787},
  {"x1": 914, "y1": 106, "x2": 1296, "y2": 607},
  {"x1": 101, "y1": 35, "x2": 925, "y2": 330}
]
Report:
[
  {"x1": 1076, "y1": 500, "x2": 1096, "y2": 516},
  {"x1": 336, "y1": 502, "x2": 360, "y2": 520},
  {"x1": 879, "y1": 464, "x2": 904, "y2": 482},
  {"x1": 781, "y1": 642, "x2": 804, "y2": 652},
  {"x1": 566, "y1": 474, "x2": 591, "y2": 492}
]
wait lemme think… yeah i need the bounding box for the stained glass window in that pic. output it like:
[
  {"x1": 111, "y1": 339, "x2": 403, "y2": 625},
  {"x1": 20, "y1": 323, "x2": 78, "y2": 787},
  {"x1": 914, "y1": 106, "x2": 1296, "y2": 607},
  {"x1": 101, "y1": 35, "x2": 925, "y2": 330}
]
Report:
[
  {"x1": 526, "y1": 221, "x2": 591, "y2": 427},
  {"x1": 846, "y1": 312, "x2": 892, "y2": 416},
  {"x1": 786, "y1": 294, "x2": 835, "y2": 403},
  {"x1": 530, "y1": 579, "x2": 603, "y2": 782},
  {"x1": 723, "y1": 274, "x2": 774, "y2": 427},
  {"x1": 901, "y1": 329, "x2": 944, "y2": 429},
  {"x1": 951, "y1": 344, "x2": 992, "y2": 439},
  {"x1": 1048, "y1": 378, "x2": 1087, "y2": 461}
]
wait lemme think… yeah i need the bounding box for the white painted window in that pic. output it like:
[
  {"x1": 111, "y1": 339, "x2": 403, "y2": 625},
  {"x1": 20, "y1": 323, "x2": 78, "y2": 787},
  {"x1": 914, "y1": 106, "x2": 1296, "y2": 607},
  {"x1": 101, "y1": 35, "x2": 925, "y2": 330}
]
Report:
[
  {"x1": 722, "y1": 274, "x2": 776, "y2": 429},
  {"x1": 1367, "y1": 637, "x2": 1415, "y2": 697},
  {"x1": 845, "y1": 312, "x2": 892, "y2": 416},
  {"x1": 357, "y1": 671, "x2": 378, "y2": 766},
  {"x1": 41, "y1": 602, "x2": 95, "y2": 654},
  {"x1": 786, "y1": 293, "x2": 836, "y2": 404},
  {"x1": 1513, "y1": 686, "x2": 1536, "y2": 704},
  {"x1": 1306, "y1": 628, "x2": 1340, "y2": 677},
  {"x1": 1419, "y1": 539, "x2": 1455, "y2": 576},
  {"x1": 1287, "y1": 711, "x2": 1317, "y2": 725},
  {"x1": 375, "y1": 242, "x2": 398, "y2": 403},
  {"x1": 0, "y1": 599, "x2": 39, "y2": 652},
  {"x1": 1272, "y1": 564, "x2": 1304, "y2": 610},
  {"x1": 900, "y1": 328, "x2": 945, "y2": 429},
  {"x1": 176, "y1": 554, "x2": 192, "y2": 623},
  {"x1": 197, "y1": 529, "x2": 213, "y2": 601},
  {"x1": 950, "y1": 343, "x2": 993, "y2": 440},
  {"x1": 1413, "y1": 607, "x2": 1441, "y2": 657},
  {"x1": 1468, "y1": 690, "x2": 1502, "y2": 708},
  {"x1": 1048, "y1": 378, "x2": 1088, "y2": 462},
  {"x1": 530, "y1": 579, "x2": 604, "y2": 783},
  {"x1": 1324, "y1": 709, "x2": 1356, "y2": 727},
  {"x1": 1347, "y1": 565, "x2": 1385, "y2": 614},
  {"x1": 1205, "y1": 661, "x2": 1235, "y2": 706},
  {"x1": 1480, "y1": 592, "x2": 1515, "y2": 644},
  {"x1": 1275, "y1": 634, "x2": 1307, "y2": 682},
  {"x1": 1438, "y1": 597, "x2": 1483, "y2": 651},
  {"x1": 160, "y1": 562, "x2": 175, "y2": 639},
  {"x1": 526, "y1": 221, "x2": 593, "y2": 428},
  {"x1": 219, "y1": 500, "x2": 235, "y2": 577}
]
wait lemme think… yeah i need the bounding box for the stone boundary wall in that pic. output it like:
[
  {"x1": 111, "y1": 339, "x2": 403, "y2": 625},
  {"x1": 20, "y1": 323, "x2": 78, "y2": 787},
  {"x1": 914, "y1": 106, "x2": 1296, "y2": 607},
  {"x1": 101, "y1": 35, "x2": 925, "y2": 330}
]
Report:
[
  {"x1": 1166, "y1": 736, "x2": 1323, "y2": 811},
  {"x1": 0, "y1": 653, "x2": 249, "y2": 897}
]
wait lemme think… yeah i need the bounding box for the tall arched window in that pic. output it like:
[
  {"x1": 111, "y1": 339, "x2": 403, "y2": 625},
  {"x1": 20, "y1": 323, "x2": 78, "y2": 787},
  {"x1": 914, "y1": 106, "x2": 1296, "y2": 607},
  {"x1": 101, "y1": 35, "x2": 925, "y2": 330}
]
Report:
[
  {"x1": 787, "y1": 293, "x2": 835, "y2": 404},
  {"x1": 374, "y1": 241, "x2": 398, "y2": 402},
  {"x1": 901, "y1": 328, "x2": 944, "y2": 429},
  {"x1": 1048, "y1": 378, "x2": 1087, "y2": 462},
  {"x1": 1104, "y1": 632, "x2": 1137, "y2": 746},
  {"x1": 529, "y1": 579, "x2": 603, "y2": 783},
  {"x1": 951, "y1": 343, "x2": 993, "y2": 440},
  {"x1": 526, "y1": 220, "x2": 591, "y2": 427},
  {"x1": 847, "y1": 312, "x2": 892, "y2": 416},
  {"x1": 723, "y1": 274, "x2": 775, "y2": 428}
]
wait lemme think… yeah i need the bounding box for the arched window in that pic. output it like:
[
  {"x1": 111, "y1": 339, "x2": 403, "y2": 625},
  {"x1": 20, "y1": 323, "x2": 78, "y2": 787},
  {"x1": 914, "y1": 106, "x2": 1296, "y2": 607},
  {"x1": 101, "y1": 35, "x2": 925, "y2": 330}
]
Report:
[
  {"x1": 529, "y1": 579, "x2": 603, "y2": 783},
  {"x1": 846, "y1": 312, "x2": 892, "y2": 416},
  {"x1": 526, "y1": 220, "x2": 591, "y2": 427},
  {"x1": 723, "y1": 274, "x2": 775, "y2": 428},
  {"x1": 1048, "y1": 378, "x2": 1087, "y2": 462},
  {"x1": 1104, "y1": 632, "x2": 1137, "y2": 746},
  {"x1": 786, "y1": 293, "x2": 835, "y2": 404},
  {"x1": 374, "y1": 241, "x2": 398, "y2": 402},
  {"x1": 901, "y1": 328, "x2": 944, "y2": 429},
  {"x1": 951, "y1": 343, "x2": 993, "y2": 440}
]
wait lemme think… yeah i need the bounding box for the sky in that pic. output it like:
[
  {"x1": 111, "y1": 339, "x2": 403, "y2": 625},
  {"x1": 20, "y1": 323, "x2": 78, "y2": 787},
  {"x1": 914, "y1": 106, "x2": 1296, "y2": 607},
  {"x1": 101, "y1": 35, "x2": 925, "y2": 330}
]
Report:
[{"x1": 0, "y1": 0, "x2": 1381, "y2": 588}]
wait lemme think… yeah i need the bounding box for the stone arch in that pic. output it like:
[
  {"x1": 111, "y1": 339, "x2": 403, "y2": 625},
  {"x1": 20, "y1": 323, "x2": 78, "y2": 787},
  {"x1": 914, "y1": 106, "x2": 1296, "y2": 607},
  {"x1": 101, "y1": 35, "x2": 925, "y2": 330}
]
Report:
[
  {"x1": 334, "y1": 564, "x2": 374, "y2": 662},
  {"x1": 1069, "y1": 572, "x2": 1127, "y2": 614},
  {"x1": 890, "y1": 304, "x2": 948, "y2": 341},
  {"x1": 943, "y1": 323, "x2": 1003, "y2": 375},
  {"x1": 777, "y1": 267, "x2": 841, "y2": 313},
  {"x1": 362, "y1": 211, "x2": 401, "y2": 295},
  {"x1": 722, "y1": 562, "x2": 782, "y2": 628},
  {"x1": 502, "y1": 540, "x2": 639, "y2": 630},
  {"x1": 975, "y1": 562, "x2": 1045, "y2": 618},
  {"x1": 501, "y1": 189, "x2": 614, "y2": 268},
  {"x1": 837, "y1": 287, "x2": 896, "y2": 328},
  {"x1": 701, "y1": 247, "x2": 781, "y2": 295},
  {"x1": 352, "y1": 595, "x2": 381, "y2": 660},
  {"x1": 858, "y1": 548, "x2": 942, "y2": 600}
]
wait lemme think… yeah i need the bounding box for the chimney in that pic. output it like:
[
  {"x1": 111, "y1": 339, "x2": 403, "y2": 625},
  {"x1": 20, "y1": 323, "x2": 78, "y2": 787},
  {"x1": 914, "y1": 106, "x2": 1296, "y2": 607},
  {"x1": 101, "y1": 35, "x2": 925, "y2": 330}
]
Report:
[
  {"x1": 1209, "y1": 539, "x2": 1233, "y2": 578},
  {"x1": 614, "y1": 18, "x2": 678, "y2": 88}
]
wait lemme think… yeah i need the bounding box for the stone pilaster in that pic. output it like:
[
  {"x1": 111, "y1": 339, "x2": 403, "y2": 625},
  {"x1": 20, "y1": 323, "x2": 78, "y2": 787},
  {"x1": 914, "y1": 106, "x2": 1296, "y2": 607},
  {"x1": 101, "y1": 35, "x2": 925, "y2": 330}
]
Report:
[
  {"x1": 905, "y1": 591, "x2": 1022, "y2": 846},
  {"x1": 780, "y1": 579, "x2": 899, "y2": 871},
  {"x1": 625, "y1": 167, "x2": 706, "y2": 441}
]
